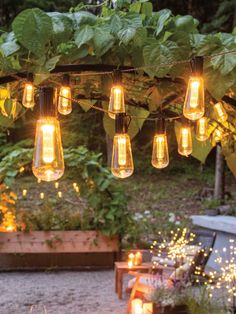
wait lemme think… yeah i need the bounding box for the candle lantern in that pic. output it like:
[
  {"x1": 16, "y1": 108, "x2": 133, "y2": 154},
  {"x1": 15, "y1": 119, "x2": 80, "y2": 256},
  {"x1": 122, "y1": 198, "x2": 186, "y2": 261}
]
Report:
[
  {"x1": 132, "y1": 298, "x2": 143, "y2": 314},
  {"x1": 134, "y1": 251, "x2": 143, "y2": 266},
  {"x1": 128, "y1": 253, "x2": 135, "y2": 268}
]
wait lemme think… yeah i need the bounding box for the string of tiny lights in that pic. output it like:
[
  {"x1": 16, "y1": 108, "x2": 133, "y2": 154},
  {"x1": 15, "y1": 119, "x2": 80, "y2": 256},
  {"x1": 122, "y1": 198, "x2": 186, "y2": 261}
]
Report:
[{"x1": 2, "y1": 48, "x2": 236, "y2": 182}]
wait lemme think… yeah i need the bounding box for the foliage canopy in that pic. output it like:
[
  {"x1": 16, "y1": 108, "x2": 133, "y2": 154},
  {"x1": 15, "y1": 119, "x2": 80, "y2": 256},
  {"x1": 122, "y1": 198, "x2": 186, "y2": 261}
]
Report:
[{"x1": 1, "y1": 1, "x2": 236, "y2": 174}]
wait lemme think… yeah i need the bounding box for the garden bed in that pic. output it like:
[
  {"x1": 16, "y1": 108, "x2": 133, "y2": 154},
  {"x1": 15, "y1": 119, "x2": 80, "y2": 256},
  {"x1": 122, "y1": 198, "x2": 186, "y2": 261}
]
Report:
[{"x1": 0, "y1": 231, "x2": 120, "y2": 270}]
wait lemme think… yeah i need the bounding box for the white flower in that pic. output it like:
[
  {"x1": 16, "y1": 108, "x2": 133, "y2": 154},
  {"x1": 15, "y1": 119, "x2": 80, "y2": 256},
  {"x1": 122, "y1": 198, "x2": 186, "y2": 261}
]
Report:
[{"x1": 168, "y1": 213, "x2": 176, "y2": 223}]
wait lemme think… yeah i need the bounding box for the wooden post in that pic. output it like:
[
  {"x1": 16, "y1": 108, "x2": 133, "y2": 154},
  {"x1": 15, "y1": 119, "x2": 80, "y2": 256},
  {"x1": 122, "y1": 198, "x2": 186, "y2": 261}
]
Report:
[{"x1": 214, "y1": 144, "x2": 225, "y2": 202}]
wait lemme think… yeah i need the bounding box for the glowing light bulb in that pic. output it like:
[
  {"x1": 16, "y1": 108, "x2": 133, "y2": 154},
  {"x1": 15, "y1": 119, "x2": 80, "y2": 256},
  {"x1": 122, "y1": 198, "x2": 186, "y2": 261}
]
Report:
[
  {"x1": 22, "y1": 83, "x2": 34, "y2": 108},
  {"x1": 58, "y1": 191, "x2": 62, "y2": 198},
  {"x1": 111, "y1": 133, "x2": 133, "y2": 178},
  {"x1": 33, "y1": 118, "x2": 64, "y2": 182},
  {"x1": 108, "y1": 85, "x2": 125, "y2": 119},
  {"x1": 40, "y1": 192, "x2": 44, "y2": 199},
  {"x1": 22, "y1": 189, "x2": 27, "y2": 197},
  {"x1": 178, "y1": 126, "x2": 192, "y2": 156},
  {"x1": 58, "y1": 86, "x2": 72, "y2": 115},
  {"x1": 183, "y1": 77, "x2": 204, "y2": 120},
  {"x1": 214, "y1": 128, "x2": 223, "y2": 142},
  {"x1": 214, "y1": 102, "x2": 228, "y2": 123},
  {"x1": 55, "y1": 182, "x2": 59, "y2": 189},
  {"x1": 152, "y1": 133, "x2": 169, "y2": 169},
  {"x1": 196, "y1": 117, "x2": 209, "y2": 141}
]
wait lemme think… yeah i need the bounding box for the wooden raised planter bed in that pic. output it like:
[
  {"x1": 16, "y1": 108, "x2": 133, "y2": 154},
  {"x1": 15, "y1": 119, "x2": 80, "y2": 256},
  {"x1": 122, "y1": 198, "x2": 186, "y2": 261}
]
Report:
[
  {"x1": 153, "y1": 305, "x2": 189, "y2": 314},
  {"x1": 0, "y1": 231, "x2": 120, "y2": 270}
]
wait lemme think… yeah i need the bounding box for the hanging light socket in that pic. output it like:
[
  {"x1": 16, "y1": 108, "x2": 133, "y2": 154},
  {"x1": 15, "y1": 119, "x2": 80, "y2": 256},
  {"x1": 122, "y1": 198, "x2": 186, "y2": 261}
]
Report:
[
  {"x1": 108, "y1": 70, "x2": 125, "y2": 119},
  {"x1": 183, "y1": 56, "x2": 204, "y2": 121},
  {"x1": 39, "y1": 87, "x2": 58, "y2": 117},
  {"x1": 190, "y1": 56, "x2": 204, "y2": 77}
]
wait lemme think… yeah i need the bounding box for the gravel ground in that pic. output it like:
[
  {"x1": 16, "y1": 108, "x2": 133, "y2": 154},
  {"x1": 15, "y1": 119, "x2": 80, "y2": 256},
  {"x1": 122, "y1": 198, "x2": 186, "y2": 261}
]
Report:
[{"x1": 0, "y1": 271, "x2": 128, "y2": 314}]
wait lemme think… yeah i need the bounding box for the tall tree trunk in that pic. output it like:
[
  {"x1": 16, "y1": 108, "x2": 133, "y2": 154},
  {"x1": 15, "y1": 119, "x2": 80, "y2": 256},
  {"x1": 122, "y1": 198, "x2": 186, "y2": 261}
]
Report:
[
  {"x1": 106, "y1": 134, "x2": 113, "y2": 167},
  {"x1": 214, "y1": 144, "x2": 225, "y2": 202}
]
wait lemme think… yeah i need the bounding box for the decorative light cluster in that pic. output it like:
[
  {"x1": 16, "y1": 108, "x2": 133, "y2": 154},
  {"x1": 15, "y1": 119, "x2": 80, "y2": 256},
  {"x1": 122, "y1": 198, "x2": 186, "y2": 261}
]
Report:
[
  {"x1": 150, "y1": 229, "x2": 196, "y2": 269},
  {"x1": 20, "y1": 56, "x2": 229, "y2": 182},
  {"x1": 207, "y1": 239, "x2": 236, "y2": 311}
]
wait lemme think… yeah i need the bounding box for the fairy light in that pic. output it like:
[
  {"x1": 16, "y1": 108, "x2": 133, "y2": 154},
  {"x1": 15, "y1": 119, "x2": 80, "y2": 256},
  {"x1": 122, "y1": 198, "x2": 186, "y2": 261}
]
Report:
[
  {"x1": 55, "y1": 182, "x2": 59, "y2": 189},
  {"x1": 22, "y1": 189, "x2": 27, "y2": 197},
  {"x1": 58, "y1": 191, "x2": 62, "y2": 198},
  {"x1": 40, "y1": 192, "x2": 44, "y2": 199}
]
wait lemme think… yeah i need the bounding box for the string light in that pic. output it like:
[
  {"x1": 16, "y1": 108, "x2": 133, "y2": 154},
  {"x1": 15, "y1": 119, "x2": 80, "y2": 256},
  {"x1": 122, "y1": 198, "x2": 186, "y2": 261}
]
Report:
[
  {"x1": 32, "y1": 87, "x2": 64, "y2": 182},
  {"x1": 40, "y1": 192, "x2": 44, "y2": 199},
  {"x1": 108, "y1": 70, "x2": 125, "y2": 119},
  {"x1": 111, "y1": 113, "x2": 134, "y2": 178},
  {"x1": 58, "y1": 191, "x2": 62, "y2": 198},
  {"x1": 151, "y1": 118, "x2": 169, "y2": 169},
  {"x1": 196, "y1": 117, "x2": 209, "y2": 141},
  {"x1": 58, "y1": 74, "x2": 72, "y2": 115},
  {"x1": 178, "y1": 122, "x2": 192, "y2": 157},
  {"x1": 22, "y1": 189, "x2": 27, "y2": 197},
  {"x1": 55, "y1": 182, "x2": 59, "y2": 189},
  {"x1": 183, "y1": 57, "x2": 204, "y2": 121},
  {"x1": 22, "y1": 73, "x2": 34, "y2": 108},
  {"x1": 214, "y1": 102, "x2": 228, "y2": 123}
]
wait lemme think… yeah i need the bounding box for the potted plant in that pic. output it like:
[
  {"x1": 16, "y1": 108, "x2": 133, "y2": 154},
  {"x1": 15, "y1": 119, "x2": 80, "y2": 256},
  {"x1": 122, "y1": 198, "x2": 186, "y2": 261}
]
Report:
[
  {"x1": 150, "y1": 286, "x2": 225, "y2": 314},
  {"x1": 201, "y1": 199, "x2": 221, "y2": 216}
]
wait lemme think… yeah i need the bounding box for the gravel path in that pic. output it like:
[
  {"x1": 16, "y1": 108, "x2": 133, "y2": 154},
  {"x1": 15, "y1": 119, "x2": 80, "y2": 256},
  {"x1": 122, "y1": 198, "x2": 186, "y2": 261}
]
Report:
[{"x1": 0, "y1": 271, "x2": 128, "y2": 314}]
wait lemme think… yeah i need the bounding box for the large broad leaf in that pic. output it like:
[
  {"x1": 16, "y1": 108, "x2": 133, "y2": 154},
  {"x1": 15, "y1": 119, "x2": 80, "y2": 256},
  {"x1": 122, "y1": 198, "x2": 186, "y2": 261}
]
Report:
[
  {"x1": 93, "y1": 27, "x2": 114, "y2": 57},
  {"x1": 68, "y1": 11, "x2": 97, "y2": 27},
  {"x1": 48, "y1": 12, "x2": 73, "y2": 43},
  {"x1": 205, "y1": 67, "x2": 235, "y2": 99},
  {"x1": 155, "y1": 9, "x2": 172, "y2": 36},
  {"x1": 143, "y1": 40, "x2": 180, "y2": 77},
  {"x1": 191, "y1": 136, "x2": 213, "y2": 164},
  {"x1": 141, "y1": 2, "x2": 153, "y2": 17},
  {"x1": 110, "y1": 14, "x2": 123, "y2": 34},
  {"x1": 191, "y1": 34, "x2": 221, "y2": 56},
  {"x1": 145, "y1": 86, "x2": 162, "y2": 112},
  {"x1": 45, "y1": 55, "x2": 61, "y2": 71},
  {"x1": 118, "y1": 27, "x2": 136, "y2": 45},
  {"x1": 226, "y1": 153, "x2": 236, "y2": 178},
  {"x1": 12, "y1": 8, "x2": 53, "y2": 56},
  {"x1": 74, "y1": 25, "x2": 94, "y2": 48},
  {"x1": 0, "y1": 41, "x2": 20, "y2": 57},
  {"x1": 210, "y1": 46, "x2": 236, "y2": 75},
  {"x1": 79, "y1": 99, "x2": 96, "y2": 112},
  {"x1": 174, "y1": 15, "x2": 199, "y2": 32}
]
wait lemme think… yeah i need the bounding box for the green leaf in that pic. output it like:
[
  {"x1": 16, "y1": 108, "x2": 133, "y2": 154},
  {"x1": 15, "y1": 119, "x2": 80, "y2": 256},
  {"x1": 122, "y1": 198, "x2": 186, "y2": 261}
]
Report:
[
  {"x1": 191, "y1": 136, "x2": 213, "y2": 164},
  {"x1": 79, "y1": 99, "x2": 95, "y2": 112},
  {"x1": 205, "y1": 67, "x2": 235, "y2": 99},
  {"x1": 48, "y1": 12, "x2": 73, "y2": 43},
  {"x1": 93, "y1": 27, "x2": 114, "y2": 57},
  {"x1": 69, "y1": 11, "x2": 97, "y2": 27},
  {"x1": 118, "y1": 27, "x2": 136, "y2": 45},
  {"x1": 74, "y1": 25, "x2": 94, "y2": 48},
  {"x1": 141, "y1": 2, "x2": 153, "y2": 17},
  {"x1": 155, "y1": 9, "x2": 172, "y2": 36},
  {"x1": 226, "y1": 153, "x2": 236, "y2": 178},
  {"x1": 0, "y1": 41, "x2": 20, "y2": 57},
  {"x1": 130, "y1": 2, "x2": 141, "y2": 13},
  {"x1": 210, "y1": 46, "x2": 236, "y2": 75},
  {"x1": 133, "y1": 27, "x2": 147, "y2": 47},
  {"x1": 12, "y1": 8, "x2": 53, "y2": 56},
  {"x1": 174, "y1": 15, "x2": 199, "y2": 32},
  {"x1": 4, "y1": 98, "x2": 13, "y2": 117},
  {"x1": 45, "y1": 55, "x2": 61, "y2": 71},
  {"x1": 110, "y1": 14, "x2": 123, "y2": 34},
  {"x1": 145, "y1": 86, "x2": 162, "y2": 112}
]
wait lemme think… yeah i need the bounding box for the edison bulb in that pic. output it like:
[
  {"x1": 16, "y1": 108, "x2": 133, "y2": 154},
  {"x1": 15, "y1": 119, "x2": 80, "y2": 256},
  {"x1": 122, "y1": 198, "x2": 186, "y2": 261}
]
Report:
[
  {"x1": 58, "y1": 86, "x2": 72, "y2": 115},
  {"x1": 32, "y1": 117, "x2": 64, "y2": 182},
  {"x1": 152, "y1": 134, "x2": 169, "y2": 169},
  {"x1": 196, "y1": 117, "x2": 209, "y2": 141},
  {"x1": 111, "y1": 133, "x2": 133, "y2": 178},
  {"x1": 214, "y1": 128, "x2": 223, "y2": 142},
  {"x1": 22, "y1": 83, "x2": 34, "y2": 108},
  {"x1": 178, "y1": 126, "x2": 192, "y2": 156},
  {"x1": 214, "y1": 102, "x2": 228, "y2": 123},
  {"x1": 108, "y1": 85, "x2": 125, "y2": 119},
  {"x1": 183, "y1": 77, "x2": 204, "y2": 120}
]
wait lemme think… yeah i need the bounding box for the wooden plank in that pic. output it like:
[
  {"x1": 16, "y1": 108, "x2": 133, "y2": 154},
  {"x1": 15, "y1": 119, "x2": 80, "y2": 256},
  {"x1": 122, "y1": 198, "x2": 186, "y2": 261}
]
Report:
[{"x1": 0, "y1": 231, "x2": 119, "y2": 253}]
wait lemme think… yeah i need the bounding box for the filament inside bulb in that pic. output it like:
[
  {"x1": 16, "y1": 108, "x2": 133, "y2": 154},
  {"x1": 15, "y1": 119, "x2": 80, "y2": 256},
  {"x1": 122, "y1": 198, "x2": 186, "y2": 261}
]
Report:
[
  {"x1": 41, "y1": 124, "x2": 55, "y2": 163},
  {"x1": 198, "y1": 118, "x2": 206, "y2": 135},
  {"x1": 190, "y1": 81, "x2": 199, "y2": 108},
  {"x1": 113, "y1": 87, "x2": 122, "y2": 111},
  {"x1": 181, "y1": 128, "x2": 189, "y2": 148},
  {"x1": 156, "y1": 135, "x2": 165, "y2": 159},
  {"x1": 60, "y1": 87, "x2": 70, "y2": 107},
  {"x1": 118, "y1": 136, "x2": 127, "y2": 166},
  {"x1": 26, "y1": 84, "x2": 33, "y2": 102}
]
